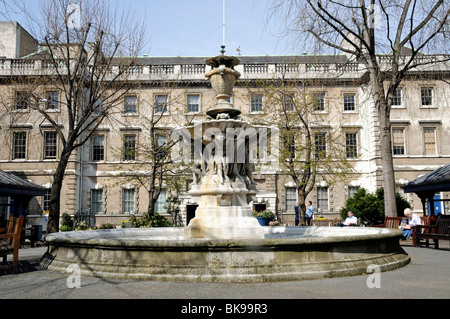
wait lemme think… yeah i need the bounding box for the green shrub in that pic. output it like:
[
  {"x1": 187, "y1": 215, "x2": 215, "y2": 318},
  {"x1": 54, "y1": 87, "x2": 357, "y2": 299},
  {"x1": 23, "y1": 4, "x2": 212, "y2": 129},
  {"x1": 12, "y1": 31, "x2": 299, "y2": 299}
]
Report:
[{"x1": 340, "y1": 188, "x2": 411, "y2": 226}]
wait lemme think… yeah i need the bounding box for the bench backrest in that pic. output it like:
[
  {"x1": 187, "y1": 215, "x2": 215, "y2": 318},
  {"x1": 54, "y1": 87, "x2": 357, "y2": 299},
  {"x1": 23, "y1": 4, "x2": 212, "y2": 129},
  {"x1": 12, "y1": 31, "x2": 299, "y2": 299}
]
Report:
[
  {"x1": 3, "y1": 215, "x2": 24, "y2": 246},
  {"x1": 436, "y1": 216, "x2": 450, "y2": 234},
  {"x1": 384, "y1": 217, "x2": 403, "y2": 228}
]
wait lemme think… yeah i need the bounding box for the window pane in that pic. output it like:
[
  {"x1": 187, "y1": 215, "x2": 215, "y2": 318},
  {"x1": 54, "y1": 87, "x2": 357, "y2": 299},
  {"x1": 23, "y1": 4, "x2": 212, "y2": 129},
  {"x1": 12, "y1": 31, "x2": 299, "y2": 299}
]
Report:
[
  {"x1": 343, "y1": 93, "x2": 355, "y2": 111},
  {"x1": 155, "y1": 189, "x2": 166, "y2": 213},
  {"x1": 46, "y1": 91, "x2": 59, "y2": 110},
  {"x1": 348, "y1": 186, "x2": 360, "y2": 198},
  {"x1": 43, "y1": 189, "x2": 51, "y2": 212},
  {"x1": 124, "y1": 96, "x2": 137, "y2": 114},
  {"x1": 424, "y1": 128, "x2": 436, "y2": 155},
  {"x1": 122, "y1": 189, "x2": 135, "y2": 213},
  {"x1": 92, "y1": 135, "x2": 105, "y2": 161},
  {"x1": 314, "y1": 133, "x2": 327, "y2": 159},
  {"x1": 392, "y1": 88, "x2": 402, "y2": 106},
  {"x1": 91, "y1": 189, "x2": 103, "y2": 214},
  {"x1": 284, "y1": 94, "x2": 294, "y2": 112},
  {"x1": 346, "y1": 133, "x2": 357, "y2": 158},
  {"x1": 317, "y1": 187, "x2": 328, "y2": 211},
  {"x1": 123, "y1": 135, "x2": 136, "y2": 160},
  {"x1": 155, "y1": 95, "x2": 167, "y2": 113},
  {"x1": 285, "y1": 188, "x2": 296, "y2": 212},
  {"x1": 187, "y1": 94, "x2": 199, "y2": 113},
  {"x1": 421, "y1": 87, "x2": 433, "y2": 106},
  {"x1": 13, "y1": 132, "x2": 27, "y2": 159},
  {"x1": 251, "y1": 94, "x2": 263, "y2": 112},
  {"x1": 15, "y1": 92, "x2": 28, "y2": 110},
  {"x1": 44, "y1": 132, "x2": 57, "y2": 159},
  {"x1": 392, "y1": 128, "x2": 405, "y2": 155},
  {"x1": 313, "y1": 93, "x2": 325, "y2": 111}
]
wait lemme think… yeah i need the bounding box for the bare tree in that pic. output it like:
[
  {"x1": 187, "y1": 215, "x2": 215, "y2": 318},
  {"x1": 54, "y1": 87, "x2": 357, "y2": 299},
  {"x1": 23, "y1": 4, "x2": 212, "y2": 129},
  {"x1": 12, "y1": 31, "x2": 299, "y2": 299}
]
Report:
[
  {"x1": 243, "y1": 71, "x2": 354, "y2": 224},
  {"x1": 269, "y1": 0, "x2": 449, "y2": 216},
  {"x1": 111, "y1": 82, "x2": 193, "y2": 218},
  {"x1": 3, "y1": 0, "x2": 147, "y2": 232}
]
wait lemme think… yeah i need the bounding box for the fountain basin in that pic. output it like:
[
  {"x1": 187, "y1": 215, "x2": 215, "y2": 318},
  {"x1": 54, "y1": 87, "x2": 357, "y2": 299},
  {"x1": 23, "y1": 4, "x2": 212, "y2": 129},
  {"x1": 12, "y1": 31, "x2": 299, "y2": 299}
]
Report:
[{"x1": 42, "y1": 227, "x2": 410, "y2": 282}]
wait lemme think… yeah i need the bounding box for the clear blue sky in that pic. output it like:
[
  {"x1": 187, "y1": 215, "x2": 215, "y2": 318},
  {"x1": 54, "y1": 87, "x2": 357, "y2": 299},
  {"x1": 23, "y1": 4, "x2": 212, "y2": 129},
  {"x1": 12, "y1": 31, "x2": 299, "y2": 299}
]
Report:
[{"x1": 6, "y1": 0, "x2": 294, "y2": 57}]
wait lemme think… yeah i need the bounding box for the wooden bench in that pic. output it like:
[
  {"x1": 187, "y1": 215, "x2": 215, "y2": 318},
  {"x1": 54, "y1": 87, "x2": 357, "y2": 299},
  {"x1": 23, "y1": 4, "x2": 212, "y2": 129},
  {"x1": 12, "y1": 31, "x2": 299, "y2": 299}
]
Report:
[
  {"x1": 0, "y1": 215, "x2": 24, "y2": 274},
  {"x1": 415, "y1": 215, "x2": 450, "y2": 249},
  {"x1": 373, "y1": 216, "x2": 431, "y2": 246},
  {"x1": 373, "y1": 217, "x2": 403, "y2": 229}
]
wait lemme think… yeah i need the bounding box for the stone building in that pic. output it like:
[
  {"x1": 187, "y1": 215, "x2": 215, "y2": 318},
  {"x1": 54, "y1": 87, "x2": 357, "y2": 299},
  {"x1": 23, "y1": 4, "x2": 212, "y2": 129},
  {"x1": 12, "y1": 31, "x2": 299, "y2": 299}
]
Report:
[{"x1": 0, "y1": 22, "x2": 449, "y2": 227}]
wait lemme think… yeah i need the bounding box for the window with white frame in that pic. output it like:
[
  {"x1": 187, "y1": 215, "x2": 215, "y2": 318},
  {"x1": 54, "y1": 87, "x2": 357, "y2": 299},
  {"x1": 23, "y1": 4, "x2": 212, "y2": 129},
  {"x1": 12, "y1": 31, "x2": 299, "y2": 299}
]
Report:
[
  {"x1": 43, "y1": 189, "x2": 51, "y2": 212},
  {"x1": 12, "y1": 131, "x2": 27, "y2": 159},
  {"x1": 392, "y1": 88, "x2": 402, "y2": 107},
  {"x1": 155, "y1": 189, "x2": 167, "y2": 213},
  {"x1": 155, "y1": 94, "x2": 168, "y2": 113},
  {"x1": 421, "y1": 87, "x2": 433, "y2": 107},
  {"x1": 345, "y1": 132, "x2": 358, "y2": 158},
  {"x1": 314, "y1": 132, "x2": 327, "y2": 160},
  {"x1": 14, "y1": 91, "x2": 29, "y2": 110},
  {"x1": 123, "y1": 134, "x2": 136, "y2": 161},
  {"x1": 313, "y1": 93, "x2": 325, "y2": 111},
  {"x1": 45, "y1": 91, "x2": 59, "y2": 110},
  {"x1": 187, "y1": 94, "x2": 200, "y2": 113},
  {"x1": 92, "y1": 134, "x2": 105, "y2": 161},
  {"x1": 392, "y1": 128, "x2": 405, "y2": 155},
  {"x1": 44, "y1": 132, "x2": 57, "y2": 159},
  {"x1": 122, "y1": 189, "x2": 135, "y2": 213},
  {"x1": 423, "y1": 127, "x2": 437, "y2": 156},
  {"x1": 348, "y1": 186, "x2": 360, "y2": 198},
  {"x1": 250, "y1": 94, "x2": 263, "y2": 113},
  {"x1": 317, "y1": 187, "x2": 329, "y2": 211},
  {"x1": 91, "y1": 189, "x2": 103, "y2": 214},
  {"x1": 343, "y1": 93, "x2": 356, "y2": 111},
  {"x1": 284, "y1": 93, "x2": 295, "y2": 112},
  {"x1": 285, "y1": 187, "x2": 297, "y2": 212},
  {"x1": 124, "y1": 96, "x2": 137, "y2": 114}
]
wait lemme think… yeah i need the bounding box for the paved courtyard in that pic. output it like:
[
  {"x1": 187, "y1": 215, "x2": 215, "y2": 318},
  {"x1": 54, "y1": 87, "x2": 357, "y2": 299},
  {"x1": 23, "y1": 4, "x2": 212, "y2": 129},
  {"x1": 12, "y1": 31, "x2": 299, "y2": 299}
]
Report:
[{"x1": 1, "y1": 240, "x2": 449, "y2": 300}]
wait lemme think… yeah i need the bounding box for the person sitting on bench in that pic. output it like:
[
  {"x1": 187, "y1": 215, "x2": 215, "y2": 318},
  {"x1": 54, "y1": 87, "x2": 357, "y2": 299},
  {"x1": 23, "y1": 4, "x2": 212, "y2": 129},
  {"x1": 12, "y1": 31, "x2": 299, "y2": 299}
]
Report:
[
  {"x1": 399, "y1": 208, "x2": 421, "y2": 240},
  {"x1": 338, "y1": 211, "x2": 358, "y2": 226}
]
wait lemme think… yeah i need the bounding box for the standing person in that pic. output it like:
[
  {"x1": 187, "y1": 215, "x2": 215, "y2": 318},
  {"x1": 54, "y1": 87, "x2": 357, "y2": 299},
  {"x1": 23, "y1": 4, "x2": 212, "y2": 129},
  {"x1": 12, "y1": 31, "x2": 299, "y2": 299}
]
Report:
[
  {"x1": 305, "y1": 201, "x2": 314, "y2": 226},
  {"x1": 294, "y1": 202, "x2": 300, "y2": 226},
  {"x1": 399, "y1": 208, "x2": 421, "y2": 239}
]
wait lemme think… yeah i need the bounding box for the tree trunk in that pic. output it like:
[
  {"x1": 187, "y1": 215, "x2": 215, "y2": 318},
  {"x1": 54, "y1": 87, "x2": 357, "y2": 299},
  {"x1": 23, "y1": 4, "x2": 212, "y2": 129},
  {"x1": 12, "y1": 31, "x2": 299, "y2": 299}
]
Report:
[
  {"x1": 297, "y1": 188, "x2": 307, "y2": 226},
  {"x1": 378, "y1": 101, "x2": 397, "y2": 217},
  {"x1": 46, "y1": 149, "x2": 72, "y2": 233}
]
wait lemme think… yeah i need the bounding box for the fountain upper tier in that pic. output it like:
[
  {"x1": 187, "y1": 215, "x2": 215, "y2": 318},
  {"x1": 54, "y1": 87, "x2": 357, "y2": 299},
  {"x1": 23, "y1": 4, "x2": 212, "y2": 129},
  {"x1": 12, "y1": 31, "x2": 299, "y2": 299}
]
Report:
[{"x1": 205, "y1": 54, "x2": 241, "y2": 120}]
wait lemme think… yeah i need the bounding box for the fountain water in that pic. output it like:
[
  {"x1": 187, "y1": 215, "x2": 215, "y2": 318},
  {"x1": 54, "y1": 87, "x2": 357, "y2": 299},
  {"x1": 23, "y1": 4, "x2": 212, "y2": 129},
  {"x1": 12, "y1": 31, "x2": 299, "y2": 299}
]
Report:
[{"x1": 41, "y1": 52, "x2": 410, "y2": 282}]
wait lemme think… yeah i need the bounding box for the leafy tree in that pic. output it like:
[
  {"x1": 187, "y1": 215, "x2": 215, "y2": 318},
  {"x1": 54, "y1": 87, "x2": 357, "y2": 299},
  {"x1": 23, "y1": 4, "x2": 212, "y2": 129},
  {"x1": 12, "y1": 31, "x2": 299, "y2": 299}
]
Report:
[{"x1": 341, "y1": 188, "x2": 411, "y2": 226}]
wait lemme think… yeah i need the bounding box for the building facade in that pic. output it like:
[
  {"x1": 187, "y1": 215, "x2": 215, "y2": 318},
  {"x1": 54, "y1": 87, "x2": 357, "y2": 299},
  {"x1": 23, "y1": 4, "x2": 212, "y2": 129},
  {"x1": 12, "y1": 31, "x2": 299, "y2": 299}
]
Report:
[{"x1": 0, "y1": 22, "x2": 449, "y2": 227}]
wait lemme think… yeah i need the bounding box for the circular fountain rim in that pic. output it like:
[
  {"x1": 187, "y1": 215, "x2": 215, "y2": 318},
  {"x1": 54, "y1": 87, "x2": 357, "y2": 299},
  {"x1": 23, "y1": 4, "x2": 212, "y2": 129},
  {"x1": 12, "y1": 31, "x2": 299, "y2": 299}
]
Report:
[{"x1": 44, "y1": 226, "x2": 403, "y2": 248}]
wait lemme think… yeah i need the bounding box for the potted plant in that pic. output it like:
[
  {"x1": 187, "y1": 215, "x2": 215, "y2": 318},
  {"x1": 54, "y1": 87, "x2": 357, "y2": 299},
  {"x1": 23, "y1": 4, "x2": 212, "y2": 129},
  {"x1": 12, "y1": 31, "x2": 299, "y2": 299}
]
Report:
[{"x1": 253, "y1": 210, "x2": 275, "y2": 226}]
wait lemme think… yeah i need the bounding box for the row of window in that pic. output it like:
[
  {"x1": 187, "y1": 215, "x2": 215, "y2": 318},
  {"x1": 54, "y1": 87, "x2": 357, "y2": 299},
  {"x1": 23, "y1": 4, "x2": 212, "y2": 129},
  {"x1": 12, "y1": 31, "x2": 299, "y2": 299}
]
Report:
[
  {"x1": 251, "y1": 86, "x2": 437, "y2": 113},
  {"x1": 285, "y1": 186, "x2": 361, "y2": 212},
  {"x1": 9, "y1": 125, "x2": 439, "y2": 161},
  {"x1": 12, "y1": 86, "x2": 438, "y2": 115},
  {"x1": 41, "y1": 188, "x2": 167, "y2": 214}
]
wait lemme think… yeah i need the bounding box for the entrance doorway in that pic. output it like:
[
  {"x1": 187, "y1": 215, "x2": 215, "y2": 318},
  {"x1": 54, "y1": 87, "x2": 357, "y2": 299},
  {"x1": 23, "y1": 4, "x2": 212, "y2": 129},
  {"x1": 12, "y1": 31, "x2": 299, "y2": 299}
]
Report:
[{"x1": 186, "y1": 204, "x2": 198, "y2": 226}]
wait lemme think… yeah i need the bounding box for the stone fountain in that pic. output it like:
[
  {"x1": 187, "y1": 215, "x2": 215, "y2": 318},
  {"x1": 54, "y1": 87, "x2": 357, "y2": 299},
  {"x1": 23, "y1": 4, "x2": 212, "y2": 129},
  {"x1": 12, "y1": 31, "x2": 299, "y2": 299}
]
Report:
[
  {"x1": 183, "y1": 52, "x2": 264, "y2": 240},
  {"x1": 41, "y1": 51, "x2": 410, "y2": 282}
]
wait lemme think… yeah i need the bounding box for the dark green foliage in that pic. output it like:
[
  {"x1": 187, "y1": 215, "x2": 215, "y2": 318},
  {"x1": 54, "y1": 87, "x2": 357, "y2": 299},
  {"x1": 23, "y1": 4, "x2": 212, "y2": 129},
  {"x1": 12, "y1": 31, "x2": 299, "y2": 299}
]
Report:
[{"x1": 340, "y1": 188, "x2": 411, "y2": 226}]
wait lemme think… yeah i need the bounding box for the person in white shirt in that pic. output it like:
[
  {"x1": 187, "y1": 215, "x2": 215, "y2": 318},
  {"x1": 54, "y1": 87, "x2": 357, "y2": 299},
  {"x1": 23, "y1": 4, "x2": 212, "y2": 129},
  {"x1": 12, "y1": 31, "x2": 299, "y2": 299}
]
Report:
[
  {"x1": 399, "y1": 208, "x2": 421, "y2": 239},
  {"x1": 339, "y1": 211, "x2": 358, "y2": 226}
]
